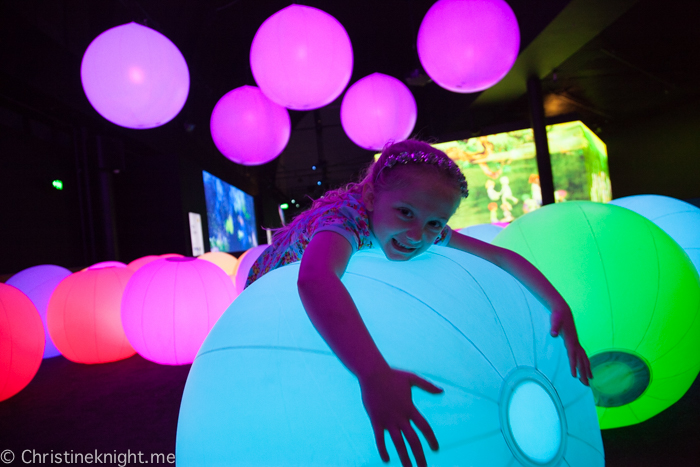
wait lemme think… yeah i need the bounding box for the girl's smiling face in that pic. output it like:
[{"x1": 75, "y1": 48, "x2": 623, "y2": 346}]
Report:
[{"x1": 363, "y1": 166, "x2": 461, "y2": 261}]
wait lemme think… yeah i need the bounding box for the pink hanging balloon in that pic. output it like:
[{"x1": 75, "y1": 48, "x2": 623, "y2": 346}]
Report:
[
  {"x1": 47, "y1": 265, "x2": 135, "y2": 364},
  {"x1": 340, "y1": 73, "x2": 417, "y2": 150},
  {"x1": 210, "y1": 86, "x2": 291, "y2": 166},
  {"x1": 0, "y1": 283, "x2": 45, "y2": 401},
  {"x1": 250, "y1": 4, "x2": 353, "y2": 110},
  {"x1": 81, "y1": 22, "x2": 190, "y2": 129},
  {"x1": 121, "y1": 258, "x2": 237, "y2": 365},
  {"x1": 417, "y1": 0, "x2": 520, "y2": 93}
]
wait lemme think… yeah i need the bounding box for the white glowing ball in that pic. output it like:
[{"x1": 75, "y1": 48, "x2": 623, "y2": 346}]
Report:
[
  {"x1": 458, "y1": 223, "x2": 504, "y2": 243},
  {"x1": 250, "y1": 4, "x2": 353, "y2": 110},
  {"x1": 121, "y1": 258, "x2": 237, "y2": 365},
  {"x1": 81, "y1": 22, "x2": 189, "y2": 129},
  {"x1": 6, "y1": 264, "x2": 72, "y2": 358},
  {"x1": 210, "y1": 86, "x2": 291, "y2": 166},
  {"x1": 177, "y1": 246, "x2": 603, "y2": 466},
  {"x1": 609, "y1": 194, "x2": 700, "y2": 273},
  {"x1": 341, "y1": 73, "x2": 417, "y2": 150},
  {"x1": 417, "y1": 0, "x2": 520, "y2": 93}
]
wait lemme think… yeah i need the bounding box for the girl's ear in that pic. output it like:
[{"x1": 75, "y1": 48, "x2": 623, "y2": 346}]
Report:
[{"x1": 362, "y1": 182, "x2": 375, "y2": 211}]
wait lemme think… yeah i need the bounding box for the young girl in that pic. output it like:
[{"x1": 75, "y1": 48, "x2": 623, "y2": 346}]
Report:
[{"x1": 246, "y1": 140, "x2": 592, "y2": 467}]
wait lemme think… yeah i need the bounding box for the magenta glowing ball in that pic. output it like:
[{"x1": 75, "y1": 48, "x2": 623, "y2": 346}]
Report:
[
  {"x1": 121, "y1": 257, "x2": 237, "y2": 365},
  {"x1": 250, "y1": 4, "x2": 353, "y2": 110},
  {"x1": 417, "y1": 0, "x2": 520, "y2": 93},
  {"x1": 0, "y1": 283, "x2": 45, "y2": 401},
  {"x1": 81, "y1": 22, "x2": 190, "y2": 129},
  {"x1": 6, "y1": 265, "x2": 72, "y2": 358},
  {"x1": 210, "y1": 86, "x2": 291, "y2": 166},
  {"x1": 47, "y1": 265, "x2": 136, "y2": 364},
  {"x1": 340, "y1": 73, "x2": 417, "y2": 150},
  {"x1": 127, "y1": 255, "x2": 161, "y2": 271}
]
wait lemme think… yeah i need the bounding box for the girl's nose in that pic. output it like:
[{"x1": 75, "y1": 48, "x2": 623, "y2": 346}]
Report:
[{"x1": 406, "y1": 225, "x2": 422, "y2": 242}]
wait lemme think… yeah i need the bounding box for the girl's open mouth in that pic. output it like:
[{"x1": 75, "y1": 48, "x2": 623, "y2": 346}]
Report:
[{"x1": 392, "y1": 238, "x2": 417, "y2": 253}]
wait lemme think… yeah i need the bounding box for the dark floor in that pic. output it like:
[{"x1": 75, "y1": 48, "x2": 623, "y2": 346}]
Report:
[{"x1": 1, "y1": 355, "x2": 698, "y2": 466}]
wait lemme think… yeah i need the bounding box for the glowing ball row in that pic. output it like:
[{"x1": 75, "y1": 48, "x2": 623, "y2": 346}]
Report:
[
  {"x1": 493, "y1": 201, "x2": 700, "y2": 429},
  {"x1": 177, "y1": 246, "x2": 603, "y2": 466},
  {"x1": 0, "y1": 283, "x2": 45, "y2": 402}
]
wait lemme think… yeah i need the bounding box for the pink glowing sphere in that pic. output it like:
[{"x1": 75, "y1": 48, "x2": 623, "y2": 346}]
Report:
[
  {"x1": 81, "y1": 22, "x2": 190, "y2": 129},
  {"x1": 340, "y1": 73, "x2": 417, "y2": 150},
  {"x1": 121, "y1": 257, "x2": 237, "y2": 365},
  {"x1": 210, "y1": 86, "x2": 291, "y2": 166},
  {"x1": 127, "y1": 255, "x2": 161, "y2": 271},
  {"x1": 233, "y1": 245, "x2": 270, "y2": 294},
  {"x1": 250, "y1": 5, "x2": 353, "y2": 110},
  {"x1": 0, "y1": 283, "x2": 45, "y2": 401},
  {"x1": 417, "y1": 0, "x2": 520, "y2": 93},
  {"x1": 6, "y1": 265, "x2": 72, "y2": 358},
  {"x1": 47, "y1": 266, "x2": 136, "y2": 364}
]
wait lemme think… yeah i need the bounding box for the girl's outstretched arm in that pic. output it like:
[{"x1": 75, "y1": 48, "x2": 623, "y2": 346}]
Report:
[
  {"x1": 448, "y1": 231, "x2": 593, "y2": 386},
  {"x1": 298, "y1": 231, "x2": 442, "y2": 467}
]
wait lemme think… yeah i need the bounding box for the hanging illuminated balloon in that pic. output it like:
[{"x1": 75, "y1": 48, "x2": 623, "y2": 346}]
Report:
[
  {"x1": 250, "y1": 4, "x2": 353, "y2": 110},
  {"x1": 81, "y1": 22, "x2": 189, "y2": 129},
  {"x1": 210, "y1": 86, "x2": 291, "y2": 166},
  {"x1": 177, "y1": 246, "x2": 603, "y2": 466},
  {"x1": 6, "y1": 264, "x2": 72, "y2": 358},
  {"x1": 47, "y1": 265, "x2": 136, "y2": 364},
  {"x1": 458, "y1": 223, "x2": 504, "y2": 243},
  {"x1": 0, "y1": 283, "x2": 45, "y2": 401},
  {"x1": 121, "y1": 258, "x2": 237, "y2": 365},
  {"x1": 493, "y1": 201, "x2": 700, "y2": 429},
  {"x1": 340, "y1": 73, "x2": 417, "y2": 150},
  {"x1": 233, "y1": 244, "x2": 270, "y2": 294},
  {"x1": 609, "y1": 194, "x2": 700, "y2": 273},
  {"x1": 417, "y1": 0, "x2": 520, "y2": 93}
]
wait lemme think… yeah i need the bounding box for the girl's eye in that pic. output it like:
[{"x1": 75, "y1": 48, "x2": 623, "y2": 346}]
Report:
[
  {"x1": 398, "y1": 208, "x2": 413, "y2": 218},
  {"x1": 428, "y1": 221, "x2": 443, "y2": 229}
]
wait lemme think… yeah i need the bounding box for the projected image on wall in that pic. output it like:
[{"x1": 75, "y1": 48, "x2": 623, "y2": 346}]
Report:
[
  {"x1": 202, "y1": 171, "x2": 258, "y2": 253},
  {"x1": 432, "y1": 121, "x2": 611, "y2": 229}
]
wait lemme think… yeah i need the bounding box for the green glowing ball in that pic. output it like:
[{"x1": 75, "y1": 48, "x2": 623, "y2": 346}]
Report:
[{"x1": 493, "y1": 201, "x2": 700, "y2": 429}]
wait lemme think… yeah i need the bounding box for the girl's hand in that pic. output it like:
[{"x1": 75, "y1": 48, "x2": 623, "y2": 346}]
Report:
[
  {"x1": 359, "y1": 368, "x2": 442, "y2": 467},
  {"x1": 550, "y1": 305, "x2": 593, "y2": 386}
]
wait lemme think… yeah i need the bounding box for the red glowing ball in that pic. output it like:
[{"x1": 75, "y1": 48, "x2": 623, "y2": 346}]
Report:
[
  {"x1": 0, "y1": 283, "x2": 45, "y2": 401},
  {"x1": 47, "y1": 265, "x2": 136, "y2": 364}
]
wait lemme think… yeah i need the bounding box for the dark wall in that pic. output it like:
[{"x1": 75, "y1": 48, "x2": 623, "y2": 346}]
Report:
[{"x1": 606, "y1": 99, "x2": 700, "y2": 201}]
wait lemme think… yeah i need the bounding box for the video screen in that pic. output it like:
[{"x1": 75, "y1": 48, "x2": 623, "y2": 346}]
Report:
[
  {"x1": 202, "y1": 170, "x2": 258, "y2": 252},
  {"x1": 432, "y1": 121, "x2": 611, "y2": 229}
]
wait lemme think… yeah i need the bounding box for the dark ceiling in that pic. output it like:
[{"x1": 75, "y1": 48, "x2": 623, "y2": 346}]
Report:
[{"x1": 1, "y1": 0, "x2": 699, "y2": 207}]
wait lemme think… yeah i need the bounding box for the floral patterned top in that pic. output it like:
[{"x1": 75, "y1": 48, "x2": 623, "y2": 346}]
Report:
[{"x1": 245, "y1": 192, "x2": 452, "y2": 288}]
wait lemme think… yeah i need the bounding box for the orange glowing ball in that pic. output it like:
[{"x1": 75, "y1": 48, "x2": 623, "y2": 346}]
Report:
[
  {"x1": 47, "y1": 265, "x2": 136, "y2": 364},
  {"x1": 0, "y1": 283, "x2": 45, "y2": 401}
]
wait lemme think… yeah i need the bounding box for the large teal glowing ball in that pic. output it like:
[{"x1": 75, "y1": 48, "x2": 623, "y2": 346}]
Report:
[
  {"x1": 177, "y1": 246, "x2": 603, "y2": 466},
  {"x1": 609, "y1": 194, "x2": 700, "y2": 274},
  {"x1": 458, "y1": 223, "x2": 504, "y2": 243},
  {"x1": 6, "y1": 265, "x2": 71, "y2": 358},
  {"x1": 493, "y1": 201, "x2": 700, "y2": 429}
]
